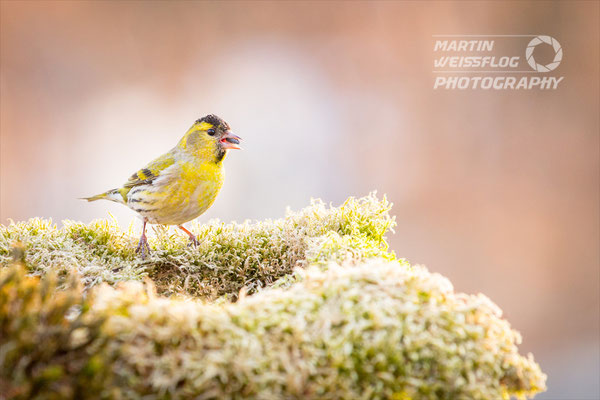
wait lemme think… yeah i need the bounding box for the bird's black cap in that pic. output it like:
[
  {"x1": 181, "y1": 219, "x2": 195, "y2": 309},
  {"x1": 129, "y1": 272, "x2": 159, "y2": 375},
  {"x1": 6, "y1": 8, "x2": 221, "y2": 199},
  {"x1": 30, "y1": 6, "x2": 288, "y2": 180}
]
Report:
[{"x1": 196, "y1": 114, "x2": 230, "y2": 130}]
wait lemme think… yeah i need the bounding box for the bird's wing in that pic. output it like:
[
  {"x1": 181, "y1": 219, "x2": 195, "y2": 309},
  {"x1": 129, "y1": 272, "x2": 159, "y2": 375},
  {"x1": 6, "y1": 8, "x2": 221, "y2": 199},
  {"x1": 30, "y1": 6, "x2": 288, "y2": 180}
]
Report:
[{"x1": 123, "y1": 152, "x2": 176, "y2": 189}]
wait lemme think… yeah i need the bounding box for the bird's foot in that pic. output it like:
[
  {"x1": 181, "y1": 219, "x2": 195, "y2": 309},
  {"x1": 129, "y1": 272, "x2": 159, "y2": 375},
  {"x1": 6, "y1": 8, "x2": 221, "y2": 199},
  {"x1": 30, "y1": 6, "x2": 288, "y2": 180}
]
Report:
[
  {"x1": 187, "y1": 234, "x2": 199, "y2": 247},
  {"x1": 136, "y1": 234, "x2": 151, "y2": 259},
  {"x1": 178, "y1": 225, "x2": 199, "y2": 247}
]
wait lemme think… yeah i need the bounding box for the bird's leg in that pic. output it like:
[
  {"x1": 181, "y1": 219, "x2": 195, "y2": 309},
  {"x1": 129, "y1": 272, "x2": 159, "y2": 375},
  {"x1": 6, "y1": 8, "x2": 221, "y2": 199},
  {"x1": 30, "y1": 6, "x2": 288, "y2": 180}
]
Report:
[
  {"x1": 136, "y1": 219, "x2": 150, "y2": 259},
  {"x1": 178, "y1": 225, "x2": 199, "y2": 247}
]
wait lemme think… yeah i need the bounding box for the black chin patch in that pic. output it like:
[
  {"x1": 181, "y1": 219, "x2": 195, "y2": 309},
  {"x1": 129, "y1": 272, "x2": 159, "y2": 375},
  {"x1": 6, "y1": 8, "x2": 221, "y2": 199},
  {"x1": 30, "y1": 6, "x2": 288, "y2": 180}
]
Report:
[{"x1": 216, "y1": 147, "x2": 226, "y2": 163}]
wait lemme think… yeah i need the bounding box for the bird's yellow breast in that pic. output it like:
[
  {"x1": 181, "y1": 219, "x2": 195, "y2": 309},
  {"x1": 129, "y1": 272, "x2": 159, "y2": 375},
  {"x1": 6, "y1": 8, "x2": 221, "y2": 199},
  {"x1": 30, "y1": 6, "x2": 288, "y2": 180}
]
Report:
[{"x1": 131, "y1": 159, "x2": 225, "y2": 225}]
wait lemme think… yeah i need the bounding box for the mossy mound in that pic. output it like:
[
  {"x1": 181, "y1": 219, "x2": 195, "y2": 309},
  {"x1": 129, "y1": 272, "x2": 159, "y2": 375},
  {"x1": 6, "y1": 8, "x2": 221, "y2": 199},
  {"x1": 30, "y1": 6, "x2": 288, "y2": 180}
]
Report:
[
  {"x1": 0, "y1": 194, "x2": 396, "y2": 300},
  {"x1": 0, "y1": 194, "x2": 547, "y2": 399},
  {"x1": 1, "y1": 261, "x2": 545, "y2": 399}
]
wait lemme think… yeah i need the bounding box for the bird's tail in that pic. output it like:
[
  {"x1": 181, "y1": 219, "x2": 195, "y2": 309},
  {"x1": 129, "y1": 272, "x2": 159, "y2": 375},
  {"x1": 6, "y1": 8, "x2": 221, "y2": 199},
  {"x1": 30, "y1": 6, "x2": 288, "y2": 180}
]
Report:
[{"x1": 80, "y1": 188, "x2": 126, "y2": 204}]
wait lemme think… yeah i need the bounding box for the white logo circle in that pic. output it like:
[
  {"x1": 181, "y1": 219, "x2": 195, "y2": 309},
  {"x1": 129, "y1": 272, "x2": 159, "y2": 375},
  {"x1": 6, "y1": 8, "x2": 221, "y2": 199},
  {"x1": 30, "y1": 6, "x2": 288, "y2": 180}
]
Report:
[{"x1": 526, "y1": 36, "x2": 563, "y2": 72}]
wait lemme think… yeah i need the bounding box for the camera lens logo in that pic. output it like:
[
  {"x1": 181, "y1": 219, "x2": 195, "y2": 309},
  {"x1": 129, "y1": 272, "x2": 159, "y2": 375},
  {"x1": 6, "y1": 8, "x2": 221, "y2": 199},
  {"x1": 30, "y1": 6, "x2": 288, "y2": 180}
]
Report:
[{"x1": 526, "y1": 36, "x2": 563, "y2": 72}]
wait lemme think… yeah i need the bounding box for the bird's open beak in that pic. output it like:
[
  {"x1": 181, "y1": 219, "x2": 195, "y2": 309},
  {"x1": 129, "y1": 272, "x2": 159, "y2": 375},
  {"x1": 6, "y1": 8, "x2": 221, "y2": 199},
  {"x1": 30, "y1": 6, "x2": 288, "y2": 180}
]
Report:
[{"x1": 220, "y1": 131, "x2": 242, "y2": 150}]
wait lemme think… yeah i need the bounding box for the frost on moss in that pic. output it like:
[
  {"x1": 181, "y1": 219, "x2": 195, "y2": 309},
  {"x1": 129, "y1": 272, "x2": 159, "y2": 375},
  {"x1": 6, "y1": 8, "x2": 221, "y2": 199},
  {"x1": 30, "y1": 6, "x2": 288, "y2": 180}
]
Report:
[
  {"x1": 1, "y1": 260, "x2": 546, "y2": 400},
  {"x1": 0, "y1": 194, "x2": 547, "y2": 399},
  {"x1": 0, "y1": 194, "x2": 396, "y2": 300}
]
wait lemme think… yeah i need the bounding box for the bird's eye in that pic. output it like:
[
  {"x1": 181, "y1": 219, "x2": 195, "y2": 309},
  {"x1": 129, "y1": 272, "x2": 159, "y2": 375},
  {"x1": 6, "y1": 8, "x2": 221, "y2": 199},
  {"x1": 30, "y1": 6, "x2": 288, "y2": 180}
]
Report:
[{"x1": 207, "y1": 129, "x2": 216, "y2": 136}]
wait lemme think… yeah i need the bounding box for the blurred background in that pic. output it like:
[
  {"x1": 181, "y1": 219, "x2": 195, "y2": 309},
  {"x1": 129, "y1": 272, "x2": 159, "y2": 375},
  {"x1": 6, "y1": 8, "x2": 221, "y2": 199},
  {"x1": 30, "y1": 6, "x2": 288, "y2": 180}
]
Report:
[{"x1": 1, "y1": 1, "x2": 598, "y2": 398}]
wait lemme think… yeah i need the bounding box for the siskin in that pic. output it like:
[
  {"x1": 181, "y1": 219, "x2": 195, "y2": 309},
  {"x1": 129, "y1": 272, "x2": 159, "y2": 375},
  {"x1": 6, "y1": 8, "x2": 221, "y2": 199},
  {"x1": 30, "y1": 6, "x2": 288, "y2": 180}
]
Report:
[{"x1": 82, "y1": 114, "x2": 241, "y2": 258}]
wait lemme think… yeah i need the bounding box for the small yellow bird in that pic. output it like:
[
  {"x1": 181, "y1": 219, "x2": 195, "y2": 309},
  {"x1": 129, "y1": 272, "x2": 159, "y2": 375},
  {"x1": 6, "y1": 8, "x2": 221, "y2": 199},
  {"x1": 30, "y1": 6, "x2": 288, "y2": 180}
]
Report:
[{"x1": 83, "y1": 114, "x2": 241, "y2": 257}]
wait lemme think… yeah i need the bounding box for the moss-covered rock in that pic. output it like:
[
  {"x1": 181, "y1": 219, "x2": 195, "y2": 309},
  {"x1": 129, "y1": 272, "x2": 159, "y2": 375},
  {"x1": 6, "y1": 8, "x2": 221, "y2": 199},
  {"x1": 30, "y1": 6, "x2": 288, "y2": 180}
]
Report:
[{"x1": 0, "y1": 194, "x2": 546, "y2": 399}]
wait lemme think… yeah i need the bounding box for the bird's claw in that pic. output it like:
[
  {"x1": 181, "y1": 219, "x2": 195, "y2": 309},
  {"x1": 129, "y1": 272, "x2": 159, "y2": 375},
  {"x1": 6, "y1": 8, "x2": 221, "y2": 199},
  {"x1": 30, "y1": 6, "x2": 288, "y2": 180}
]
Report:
[
  {"x1": 187, "y1": 235, "x2": 199, "y2": 247},
  {"x1": 178, "y1": 225, "x2": 199, "y2": 247},
  {"x1": 136, "y1": 234, "x2": 151, "y2": 259}
]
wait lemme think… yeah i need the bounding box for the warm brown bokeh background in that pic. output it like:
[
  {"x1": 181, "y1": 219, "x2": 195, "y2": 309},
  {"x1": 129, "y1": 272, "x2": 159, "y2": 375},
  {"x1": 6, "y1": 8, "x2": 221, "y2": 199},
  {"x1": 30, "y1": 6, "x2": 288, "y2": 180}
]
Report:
[{"x1": 1, "y1": 1, "x2": 598, "y2": 398}]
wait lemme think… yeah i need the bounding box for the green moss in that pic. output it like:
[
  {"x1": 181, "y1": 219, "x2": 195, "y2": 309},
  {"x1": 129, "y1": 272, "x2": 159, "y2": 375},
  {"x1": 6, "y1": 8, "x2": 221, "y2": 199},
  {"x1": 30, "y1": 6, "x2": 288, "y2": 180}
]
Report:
[
  {"x1": 1, "y1": 261, "x2": 546, "y2": 399},
  {"x1": 0, "y1": 193, "x2": 395, "y2": 300},
  {"x1": 0, "y1": 264, "x2": 112, "y2": 399},
  {"x1": 0, "y1": 194, "x2": 547, "y2": 399}
]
